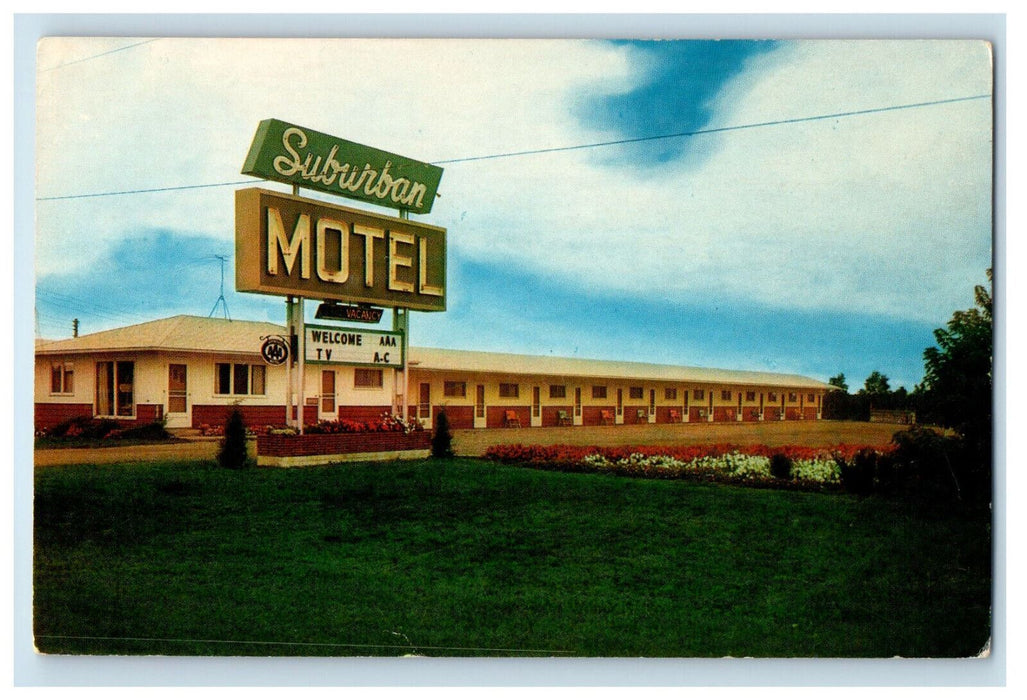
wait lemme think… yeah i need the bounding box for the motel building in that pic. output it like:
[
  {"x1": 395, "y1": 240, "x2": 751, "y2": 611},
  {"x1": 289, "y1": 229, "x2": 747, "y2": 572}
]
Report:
[{"x1": 35, "y1": 315, "x2": 832, "y2": 433}]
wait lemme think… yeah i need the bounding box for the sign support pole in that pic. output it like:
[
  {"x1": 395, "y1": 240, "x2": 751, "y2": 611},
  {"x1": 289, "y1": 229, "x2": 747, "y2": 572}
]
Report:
[
  {"x1": 393, "y1": 307, "x2": 409, "y2": 422},
  {"x1": 397, "y1": 208, "x2": 411, "y2": 423},
  {"x1": 285, "y1": 295, "x2": 295, "y2": 429},
  {"x1": 297, "y1": 296, "x2": 305, "y2": 434},
  {"x1": 285, "y1": 183, "x2": 301, "y2": 433}
]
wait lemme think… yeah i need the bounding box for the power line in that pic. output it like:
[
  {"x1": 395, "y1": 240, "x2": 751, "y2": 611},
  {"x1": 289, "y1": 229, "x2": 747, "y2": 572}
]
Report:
[
  {"x1": 36, "y1": 289, "x2": 155, "y2": 326},
  {"x1": 40, "y1": 38, "x2": 160, "y2": 72},
  {"x1": 33, "y1": 93, "x2": 990, "y2": 202},
  {"x1": 433, "y1": 94, "x2": 992, "y2": 164},
  {"x1": 36, "y1": 179, "x2": 254, "y2": 202}
]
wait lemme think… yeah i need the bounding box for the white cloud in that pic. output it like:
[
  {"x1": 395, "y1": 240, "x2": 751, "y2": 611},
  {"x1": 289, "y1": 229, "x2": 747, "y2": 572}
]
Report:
[{"x1": 35, "y1": 38, "x2": 992, "y2": 325}]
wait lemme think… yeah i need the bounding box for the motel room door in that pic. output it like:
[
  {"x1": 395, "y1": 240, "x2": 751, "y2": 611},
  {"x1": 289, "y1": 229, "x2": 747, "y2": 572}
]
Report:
[
  {"x1": 166, "y1": 364, "x2": 189, "y2": 429},
  {"x1": 418, "y1": 383, "x2": 432, "y2": 425},
  {"x1": 530, "y1": 386, "x2": 542, "y2": 427},
  {"x1": 320, "y1": 370, "x2": 337, "y2": 421},
  {"x1": 474, "y1": 384, "x2": 487, "y2": 429}
]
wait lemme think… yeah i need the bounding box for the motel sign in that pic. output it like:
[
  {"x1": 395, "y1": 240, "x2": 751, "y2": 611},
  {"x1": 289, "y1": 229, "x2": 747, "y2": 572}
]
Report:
[{"x1": 236, "y1": 188, "x2": 446, "y2": 312}]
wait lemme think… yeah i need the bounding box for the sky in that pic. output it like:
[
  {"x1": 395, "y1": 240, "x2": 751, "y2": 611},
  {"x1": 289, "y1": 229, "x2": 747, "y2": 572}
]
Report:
[{"x1": 31, "y1": 35, "x2": 994, "y2": 391}]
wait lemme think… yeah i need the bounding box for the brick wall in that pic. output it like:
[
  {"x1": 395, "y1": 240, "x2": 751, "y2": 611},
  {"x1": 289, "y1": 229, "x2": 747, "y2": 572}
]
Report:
[
  {"x1": 257, "y1": 430, "x2": 430, "y2": 457},
  {"x1": 713, "y1": 407, "x2": 739, "y2": 422},
  {"x1": 623, "y1": 405, "x2": 648, "y2": 424},
  {"x1": 434, "y1": 404, "x2": 474, "y2": 430},
  {"x1": 581, "y1": 406, "x2": 615, "y2": 426},
  {"x1": 35, "y1": 403, "x2": 92, "y2": 431},
  {"x1": 541, "y1": 405, "x2": 574, "y2": 427},
  {"x1": 487, "y1": 405, "x2": 530, "y2": 428},
  {"x1": 192, "y1": 404, "x2": 288, "y2": 429},
  {"x1": 742, "y1": 407, "x2": 762, "y2": 422},
  {"x1": 337, "y1": 405, "x2": 393, "y2": 423},
  {"x1": 135, "y1": 404, "x2": 164, "y2": 423},
  {"x1": 655, "y1": 406, "x2": 685, "y2": 424}
]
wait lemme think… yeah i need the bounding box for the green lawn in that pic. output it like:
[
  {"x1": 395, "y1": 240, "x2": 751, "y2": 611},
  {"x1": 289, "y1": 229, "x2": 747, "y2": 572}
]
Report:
[{"x1": 33, "y1": 458, "x2": 991, "y2": 657}]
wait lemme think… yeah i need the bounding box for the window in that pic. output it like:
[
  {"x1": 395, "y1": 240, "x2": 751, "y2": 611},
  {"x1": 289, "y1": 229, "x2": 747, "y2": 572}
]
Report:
[
  {"x1": 807, "y1": 393, "x2": 816, "y2": 403},
  {"x1": 746, "y1": 391, "x2": 756, "y2": 402},
  {"x1": 251, "y1": 366, "x2": 266, "y2": 395},
  {"x1": 693, "y1": 389, "x2": 705, "y2": 400},
  {"x1": 215, "y1": 363, "x2": 265, "y2": 395},
  {"x1": 444, "y1": 381, "x2": 466, "y2": 398},
  {"x1": 96, "y1": 361, "x2": 134, "y2": 417},
  {"x1": 721, "y1": 390, "x2": 732, "y2": 401},
  {"x1": 50, "y1": 361, "x2": 74, "y2": 395},
  {"x1": 354, "y1": 368, "x2": 384, "y2": 388},
  {"x1": 629, "y1": 386, "x2": 643, "y2": 400},
  {"x1": 549, "y1": 384, "x2": 566, "y2": 399},
  {"x1": 499, "y1": 383, "x2": 519, "y2": 398},
  {"x1": 665, "y1": 388, "x2": 677, "y2": 401},
  {"x1": 788, "y1": 392, "x2": 797, "y2": 402},
  {"x1": 768, "y1": 392, "x2": 778, "y2": 402},
  {"x1": 592, "y1": 385, "x2": 607, "y2": 400}
]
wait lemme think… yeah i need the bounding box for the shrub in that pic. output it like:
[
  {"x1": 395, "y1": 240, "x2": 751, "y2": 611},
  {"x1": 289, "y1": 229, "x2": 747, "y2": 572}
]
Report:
[
  {"x1": 304, "y1": 413, "x2": 423, "y2": 435},
  {"x1": 431, "y1": 410, "x2": 454, "y2": 458},
  {"x1": 49, "y1": 415, "x2": 121, "y2": 439},
  {"x1": 216, "y1": 408, "x2": 250, "y2": 469},
  {"x1": 117, "y1": 418, "x2": 171, "y2": 441},
  {"x1": 769, "y1": 453, "x2": 792, "y2": 480},
  {"x1": 838, "y1": 448, "x2": 878, "y2": 496},
  {"x1": 889, "y1": 426, "x2": 987, "y2": 505}
]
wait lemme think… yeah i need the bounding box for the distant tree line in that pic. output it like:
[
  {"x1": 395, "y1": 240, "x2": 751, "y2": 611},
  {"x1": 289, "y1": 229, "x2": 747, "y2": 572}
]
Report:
[
  {"x1": 824, "y1": 269, "x2": 991, "y2": 451},
  {"x1": 825, "y1": 270, "x2": 992, "y2": 506},
  {"x1": 822, "y1": 370, "x2": 913, "y2": 421}
]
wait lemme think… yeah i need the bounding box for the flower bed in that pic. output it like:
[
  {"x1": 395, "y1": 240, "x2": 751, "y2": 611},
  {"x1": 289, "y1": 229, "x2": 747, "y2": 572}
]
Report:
[
  {"x1": 483, "y1": 443, "x2": 895, "y2": 491},
  {"x1": 255, "y1": 414, "x2": 428, "y2": 467}
]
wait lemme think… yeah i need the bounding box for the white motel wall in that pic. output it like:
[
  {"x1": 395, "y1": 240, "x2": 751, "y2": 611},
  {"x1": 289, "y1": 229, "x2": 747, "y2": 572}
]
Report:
[{"x1": 34, "y1": 315, "x2": 834, "y2": 433}]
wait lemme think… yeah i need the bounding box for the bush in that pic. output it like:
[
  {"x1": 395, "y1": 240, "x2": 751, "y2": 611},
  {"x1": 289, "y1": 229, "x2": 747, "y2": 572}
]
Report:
[
  {"x1": 838, "y1": 448, "x2": 878, "y2": 496},
  {"x1": 769, "y1": 453, "x2": 792, "y2": 480},
  {"x1": 888, "y1": 426, "x2": 988, "y2": 505},
  {"x1": 49, "y1": 415, "x2": 121, "y2": 439},
  {"x1": 431, "y1": 410, "x2": 454, "y2": 458},
  {"x1": 117, "y1": 419, "x2": 171, "y2": 441},
  {"x1": 216, "y1": 408, "x2": 250, "y2": 469}
]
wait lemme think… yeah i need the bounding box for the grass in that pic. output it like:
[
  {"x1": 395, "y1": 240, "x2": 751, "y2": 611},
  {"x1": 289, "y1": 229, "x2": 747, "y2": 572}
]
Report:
[{"x1": 33, "y1": 457, "x2": 991, "y2": 657}]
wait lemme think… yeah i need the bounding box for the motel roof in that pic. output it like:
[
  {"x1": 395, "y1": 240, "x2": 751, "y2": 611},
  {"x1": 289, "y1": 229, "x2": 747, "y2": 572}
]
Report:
[{"x1": 36, "y1": 315, "x2": 833, "y2": 390}]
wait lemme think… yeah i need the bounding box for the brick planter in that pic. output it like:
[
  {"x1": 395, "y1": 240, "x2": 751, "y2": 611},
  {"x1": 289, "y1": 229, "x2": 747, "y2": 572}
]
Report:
[{"x1": 256, "y1": 430, "x2": 431, "y2": 467}]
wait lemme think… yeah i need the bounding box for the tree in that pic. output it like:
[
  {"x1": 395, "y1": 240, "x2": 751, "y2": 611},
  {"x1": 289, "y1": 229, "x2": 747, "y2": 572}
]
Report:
[
  {"x1": 828, "y1": 373, "x2": 849, "y2": 392},
  {"x1": 431, "y1": 410, "x2": 454, "y2": 459},
  {"x1": 217, "y1": 407, "x2": 250, "y2": 469},
  {"x1": 861, "y1": 371, "x2": 891, "y2": 396},
  {"x1": 918, "y1": 270, "x2": 992, "y2": 459}
]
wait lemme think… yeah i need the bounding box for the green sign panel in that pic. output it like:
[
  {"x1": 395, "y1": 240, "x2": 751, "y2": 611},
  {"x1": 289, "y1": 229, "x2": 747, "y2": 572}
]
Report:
[{"x1": 242, "y1": 118, "x2": 444, "y2": 215}]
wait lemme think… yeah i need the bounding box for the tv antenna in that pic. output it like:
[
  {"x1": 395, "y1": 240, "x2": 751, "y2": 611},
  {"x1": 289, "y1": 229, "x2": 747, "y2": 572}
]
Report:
[{"x1": 208, "y1": 254, "x2": 231, "y2": 320}]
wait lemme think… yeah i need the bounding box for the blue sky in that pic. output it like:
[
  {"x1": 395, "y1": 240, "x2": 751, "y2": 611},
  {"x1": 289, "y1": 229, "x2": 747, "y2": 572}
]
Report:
[{"x1": 32, "y1": 37, "x2": 994, "y2": 391}]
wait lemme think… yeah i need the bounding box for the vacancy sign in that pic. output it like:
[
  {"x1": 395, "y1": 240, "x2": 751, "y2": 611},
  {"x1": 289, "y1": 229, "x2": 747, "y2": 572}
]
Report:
[{"x1": 305, "y1": 324, "x2": 403, "y2": 367}]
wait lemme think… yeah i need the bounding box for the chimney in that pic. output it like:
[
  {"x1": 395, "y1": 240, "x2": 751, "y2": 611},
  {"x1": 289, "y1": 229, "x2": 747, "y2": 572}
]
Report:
[{"x1": 72, "y1": 318, "x2": 79, "y2": 338}]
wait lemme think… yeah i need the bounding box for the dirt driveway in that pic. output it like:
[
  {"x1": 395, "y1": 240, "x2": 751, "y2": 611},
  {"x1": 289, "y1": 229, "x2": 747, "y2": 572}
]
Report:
[{"x1": 34, "y1": 421, "x2": 903, "y2": 467}]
